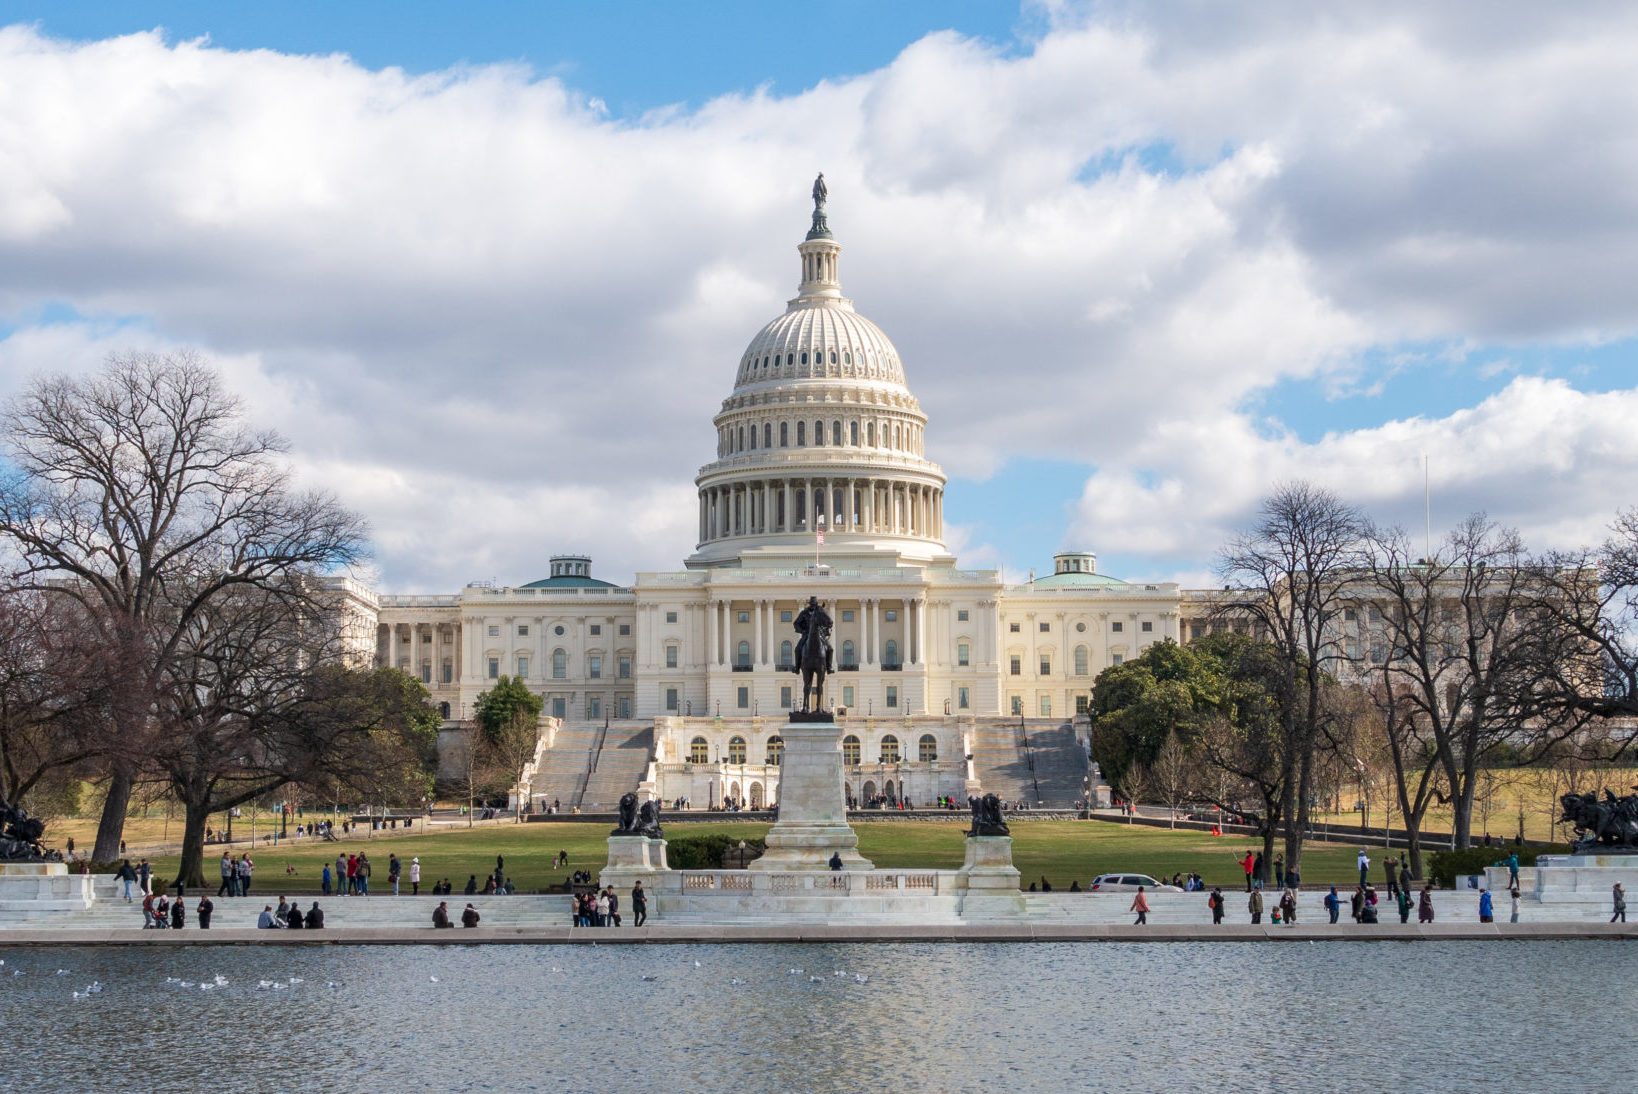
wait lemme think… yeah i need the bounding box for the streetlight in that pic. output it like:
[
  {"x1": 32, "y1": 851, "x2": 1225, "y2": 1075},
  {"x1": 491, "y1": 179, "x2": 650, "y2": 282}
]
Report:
[{"x1": 737, "y1": 839, "x2": 748, "y2": 869}]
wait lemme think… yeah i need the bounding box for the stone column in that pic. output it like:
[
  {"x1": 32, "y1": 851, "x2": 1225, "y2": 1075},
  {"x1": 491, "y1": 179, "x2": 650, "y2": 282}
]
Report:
[
  {"x1": 706, "y1": 598, "x2": 717, "y2": 669},
  {"x1": 753, "y1": 597, "x2": 764, "y2": 667},
  {"x1": 870, "y1": 599, "x2": 881, "y2": 664}
]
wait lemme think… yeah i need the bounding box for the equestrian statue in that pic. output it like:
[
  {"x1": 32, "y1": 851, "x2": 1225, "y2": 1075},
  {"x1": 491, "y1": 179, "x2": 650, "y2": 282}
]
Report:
[{"x1": 793, "y1": 595, "x2": 834, "y2": 714}]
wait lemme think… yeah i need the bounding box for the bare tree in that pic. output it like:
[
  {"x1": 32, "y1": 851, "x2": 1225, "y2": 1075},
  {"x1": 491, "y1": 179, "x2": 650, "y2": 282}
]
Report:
[
  {"x1": 1121, "y1": 762, "x2": 1151, "y2": 823},
  {"x1": 0, "y1": 589, "x2": 110, "y2": 811},
  {"x1": 0, "y1": 352, "x2": 367, "y2": 860},
  {"x1": 1150, "y1": 730, "x2": 1192, "y2": 828},
  {"x1": 1217, "y1": 482, "x2": 1367, "y2": 873}
]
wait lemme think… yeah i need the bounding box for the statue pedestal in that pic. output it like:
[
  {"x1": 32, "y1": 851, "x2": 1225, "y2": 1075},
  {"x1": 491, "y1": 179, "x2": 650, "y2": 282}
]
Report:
[
  {"x1": 1532, "y1": 853, "x2": 1638, "y2": 904},
  {"x1": 957, "y1": 836, "x2": 1025, "y2": 917},
  {"x1": 0, "y1": 860, "x2": 98, "y2": 914},
  {"x1": 600, "y1": 836, "x2": 669, "y2": 891},
  {"x1": 749, "y1": 720, "x2": 874, "y2": 871}
]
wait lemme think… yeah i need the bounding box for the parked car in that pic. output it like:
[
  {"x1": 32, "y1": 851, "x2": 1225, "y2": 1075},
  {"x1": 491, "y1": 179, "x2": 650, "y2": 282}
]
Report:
[{"x1": 1087, "y1": 873, "x2": 1184, "y2": 893}]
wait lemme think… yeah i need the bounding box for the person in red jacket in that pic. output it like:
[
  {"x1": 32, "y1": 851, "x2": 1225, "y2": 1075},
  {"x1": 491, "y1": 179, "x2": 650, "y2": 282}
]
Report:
[{"x1": 1238, "y1": 850, "x2": 1256, "y2": 891}]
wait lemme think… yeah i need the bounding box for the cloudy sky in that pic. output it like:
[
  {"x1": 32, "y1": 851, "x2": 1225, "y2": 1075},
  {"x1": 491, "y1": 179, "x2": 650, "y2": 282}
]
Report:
[{"x1": 2, "y1": 1, "x2": 1635, "y2": 591}]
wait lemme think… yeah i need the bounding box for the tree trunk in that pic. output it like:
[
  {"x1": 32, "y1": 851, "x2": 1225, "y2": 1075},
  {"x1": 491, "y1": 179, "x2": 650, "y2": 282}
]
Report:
[
  {"x1": 1405, "y1": 826, "x2": 1424, "y2": 882},
  {"x1": 1452, "y1": 773, "x2": 1477, "y2": 849},
  {"x1": 175, "y1": 799, "x2": 211, "y2": 890},
  {"x1": 91, "y1": 761, "x2": 135, "y2": 862}
]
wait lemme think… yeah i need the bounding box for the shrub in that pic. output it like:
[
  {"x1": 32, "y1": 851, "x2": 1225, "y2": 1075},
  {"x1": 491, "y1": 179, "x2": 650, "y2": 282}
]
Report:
[
  {"x1": 664, "y1": 834, "x2": 766, "y2": 870},
  {"x1": 1426, "y1": 847, "x2": 1539, "y2": 887}
]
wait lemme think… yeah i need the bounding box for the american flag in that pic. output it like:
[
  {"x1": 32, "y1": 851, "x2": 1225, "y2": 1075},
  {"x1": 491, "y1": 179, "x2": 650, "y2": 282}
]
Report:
[{"x1": 816, "y1": 531, "x2": 825, "y2": 546}]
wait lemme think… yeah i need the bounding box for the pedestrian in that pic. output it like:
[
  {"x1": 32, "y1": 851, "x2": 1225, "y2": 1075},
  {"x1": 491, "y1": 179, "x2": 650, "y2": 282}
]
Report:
[
  {"x1": 1238, "y1": 850, "x2": 1255, "y2": 891},
  {"x1": 1384, "y1": 855, "x2": 1399, "y2": 899},
  {"x1": 1396, "y1": 885, "x2": 1413, "y2": 924},
  {"x1": 321, "y1": 863, "x2": 333, "y2": 896},
  {"x1": 1273, "y1": 854, "x2": 1285, "y2": 890},
  {"x1": 1509, "y1": 886, "x2": 1520, "y2": 924},
  {"x1": 410, "y1": 857, "x2": 421, "y2": 896},
  {"x1": 389, "y1": 854, "x2": 401, "y2": 897},
  {"x1": 1398, "y1": 853, "x2": 1410, "y2": 886},
  {"x1": 632, "y1": 881, "x2": 647, "y2": 927},
  {"x1": 1356, "y1": 848, "x2": 1370, "y2": 888},
  {"x1": 115, "y1": 859, "x2": 138, "y2": 902},
  {"x1": 1613, "y1": 883, "x2": 1627, "y2": 924},
  {"x1": 1418, "y1": 883, "x2": 1435, "y2": 924},
  {"x1": 170, "y1": 896, "x2": 185, "y2": 929},
  {"x1": 464, "y1": 874, "x2": 478, "y2": 895},
  {"x1": 306, "y1": 901, "x2": 325, "y2": 928},
  {"x1": 335, "y1": 853, "x2": 347, "y2": 894},
  {"x1": 357, "y1": 853, "x2": 371, "y2": 896},
  {"x1": 1478, "y1": 888, "x2": 1494, "y2": 923},
  {"x1": 1208, "y1": 886, "x2": 1224, "y2": 924},
  {"x1": 462, "y1": 903, "x2": 480, "y2": 928},
  {"x1": 607, "y1": 887, "x2": 621, "y2": 927},
  {"x1": 236, "y1": 853, "x2": 253, "y2": 897},
  {"x1": 1248, "y1": 888, "x2": 1263, "y2": 924},
  {"x1": 1279, "y1": 886, "x2": 1297, "y2": 925},
  {"x1": 218, "y1": 852, "x2": 235, "y2": 897},
  {"x1": 1130, "y1": 885, "x2": 1150, "y2": 925},
  {"x1": 197, "y1": 894, "x2": 214, "y2": 929},
  {"x1": 1350, "y1": 886, "x2": 1364, "y2": 923},
  {"x1": 1325, "y1": 886, "x2": 1341, "y2": 924},
  {"x1": 138, "y1": 858, "x2": 152, "y2": 896},
  {"x1": 1505, "y1": 851, "x2": 1520, "y2": 890},
  {"x1": 433, "y1": 901, "x2": 453, "y2": 928},
  {"x1": 594, "y1": 888, "x2": 610, "y2": 927}
]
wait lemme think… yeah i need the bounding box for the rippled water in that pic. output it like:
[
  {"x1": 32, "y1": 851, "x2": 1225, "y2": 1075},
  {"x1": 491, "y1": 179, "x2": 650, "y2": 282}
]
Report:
[{"x1": 0, "y1": 941, "x2": 1632, "y2": 1093}]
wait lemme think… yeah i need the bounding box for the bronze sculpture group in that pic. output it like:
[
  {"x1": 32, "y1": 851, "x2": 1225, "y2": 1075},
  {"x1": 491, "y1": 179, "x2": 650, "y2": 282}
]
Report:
[
  {"x1": 1560, "y1": 790, "x2": 1638, "y2": 853},
  {"x1": 613, "y1": 791, "x2": 664, "y2": 840},
  {"x1": 0, "y1": 796, "x2": 58, "y2": 862}
]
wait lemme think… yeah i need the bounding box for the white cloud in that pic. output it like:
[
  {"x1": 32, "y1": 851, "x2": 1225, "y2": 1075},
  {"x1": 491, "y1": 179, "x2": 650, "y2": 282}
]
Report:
[{"x1": 1, "y1": 9, "x2": 1637, "y2": 589}]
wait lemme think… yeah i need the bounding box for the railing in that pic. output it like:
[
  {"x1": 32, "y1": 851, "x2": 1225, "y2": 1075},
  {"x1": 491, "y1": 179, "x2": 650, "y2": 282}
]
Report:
[
  {"x1": 880, "y1": 663, "x2": 902, "y2": 672},
  {"x1": 657, "y1": 871, "x2": 947, "y2": 895}
]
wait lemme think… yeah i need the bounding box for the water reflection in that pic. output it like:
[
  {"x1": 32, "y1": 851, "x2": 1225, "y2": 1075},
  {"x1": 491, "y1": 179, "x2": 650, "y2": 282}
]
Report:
[{"x1": 0, "y1": 941, "x2": 1631, "y2": 1093}]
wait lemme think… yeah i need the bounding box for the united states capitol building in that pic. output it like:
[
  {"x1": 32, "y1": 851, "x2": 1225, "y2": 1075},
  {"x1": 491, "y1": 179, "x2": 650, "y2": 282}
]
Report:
[{"x1": 335, "y1": 186, "x2": 1231, "y2": 811}]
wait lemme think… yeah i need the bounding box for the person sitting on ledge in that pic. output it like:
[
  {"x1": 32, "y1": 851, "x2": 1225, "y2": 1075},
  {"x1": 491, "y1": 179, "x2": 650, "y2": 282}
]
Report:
[
  {"x1": 285, "y1": 903, "x2": 304, "y2": 929},
  {"x1": 306, "y1": 902, "x2": 325, "y2": 929},
  {"x1": 464, "y1": 874, "x2": 478, "y2": 895},
  {"x1": 432, "y1": 901, "x2": 453, "y2": 928},
  {"x1": 461, "y1": 903, "x2": 480, "y2": 928},
  {"x1": 828, "y1": 851, "x2": 843, "y2": 871},
  {"x1": 257, "y1": 904, "x2": 282, "y2": 929}
]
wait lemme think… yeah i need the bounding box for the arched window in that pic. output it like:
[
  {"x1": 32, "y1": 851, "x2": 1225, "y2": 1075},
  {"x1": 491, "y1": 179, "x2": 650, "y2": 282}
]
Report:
[
  {"x1": 814, "y1": 420, "x2": 823, "y2": 446},
  {"x1": 749, "y1": 426, "x2": 756, "y2": 450},
  {"x1": 438, "y1": 701, "x2": 451, "y2": 719},
  {"x1": 844, "y1": 351, "x2": 852, "y2": 365},
  {"x1": 765, "y1": 736, "x2": 784, "y2": 765},
  {"x1": 829, "y1": 350, "x2": 837, "y2": 364},
  {"x1": 800, "y1": 351, "x2": 808, "y2": 365},
  {"x1": 737, "y1": 425, "x2": 745, "y2": 451},
  {"x1": 850, "y1": 420, "x2": 859, "y2": 445},
  {"x1": 786, "y1": 353, "x2": 794, "y2": 366},
  {"x1": 779, "y1": 640, "x2": 793, "y2": 669},
  {"x1": 551, "y1": 649, "x2": 567, "y2": 679},
  {"x1": 736, "y1": 640, "x2": 750, "y2": 669},
  {"x1": 832, "y1": 421, "x2": 841, "y2": 446},
  {"x1": 841, "y1": 639, "x2": 856, "y2": 668},
  {"x1": 884, "y1": 639, "x2": 899, "y2": 667},
  {"x1": 880, "y1": 734, "x2": 901, "y2": 763},
  {"x1": 1074, "y1": 645, "x2": 1089, "y2": 676},
  {"x1": 727, "y1": 735, "x2": 747, "y2": 763},
  {"x1": 868, "y1": 422, "x2": 877, "y2": 446},
  {"x1": 763, "y1": 423, "x2": 771, "y2": 447},
  {"x1": 780, "y1": 422, "x2": 788, "y2": 447},
  {"x1": 919, "y1": 734, "x2": 938, "y2": 762},
  {"x1": 842, "y1": 735, "x2": 861, "y2": 765},
  {"x1": 689, "y1": 736, "x2": 710, "y2": 764},
  {"x1": 797, "y1": 420, "x2": 806, "y2": 445},
  {"x1": 762, "y1": 356, "x2": 769, "y2": 369}
]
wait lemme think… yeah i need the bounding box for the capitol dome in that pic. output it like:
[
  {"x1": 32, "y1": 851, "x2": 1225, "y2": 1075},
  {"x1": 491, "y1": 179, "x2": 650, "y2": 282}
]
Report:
[{"x1": 689, "y1": 179, "x2": 948, "y2": 568}]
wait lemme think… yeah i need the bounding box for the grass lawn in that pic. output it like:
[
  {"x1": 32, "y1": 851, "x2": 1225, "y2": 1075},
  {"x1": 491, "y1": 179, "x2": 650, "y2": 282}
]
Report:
[{"x1": 134, "y1": 819, "x2": 1379, "y2": 894}]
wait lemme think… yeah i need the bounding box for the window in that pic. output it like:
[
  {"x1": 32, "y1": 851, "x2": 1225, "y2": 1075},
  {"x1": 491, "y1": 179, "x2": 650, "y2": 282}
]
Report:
[
  {"x1": 665, "y1": 688, "x2": 679, "y2": 713},
  {"x1": 551, "y1": 697, "x2": 567, "y2": 719},
  {"x1": 441, "y1": 661, "x2": 452, "y2": 684},
  {"x1": 1112, "y1": 621, "x2": 1124, "y2": 633},
  {"x1": 487, "y1": 657, "x2": 499, "y2": 679},
  {"x1": 619, "y1": 624, "x2": 630, "y2": 636},
  {"x1": 1112, "y1": 653, "x2": 1124, "y2": 665},
  {"x1": 737, "y1": 686, "x2": 749, "y2": 709},
  {"x1": 1076, "y1": 694, "x2": 1090, "y2": 715},
  {"x1": 1141, "y1": 621, "x2": 1153, "y2": 633},
  {"x1": 1009, "y1": 622, "x2": 1021, "y2": 633},
  {"x1": 780, "y1": 422, "x2": 789, "y2": 446},
  {"x1": 1074, "y1": 646, "x2": 1089, "y2": 676},
  {"x1": 958, "y1": 609, "x2": 969, "y2": 622},
  {"x1": 885, "y1": 686, "x2": 898, "y2": 709},
  {"x1": 590, "y1": 625, "x2": 601, "y2": 636},
  {"x1": 841, "y1": 639, "x2": 857, "y2": 668},
  {"x1": 1039, "y1": 655, "x2": 1051, "y2": 676},
  {"x1": 1345, "y1": 607, "x2": 1358, "y2": 622},
  {"x1": 555, "y1": 625, "x2": 565, "y2": 636},
  {"x1": 588, "y1": 654, "x2": 602, "y2": 679},
  {"x1": 763, "y1": 423, "x2": 771, "y2": 448},
  {"x1": 765, "y1": 736, "x2": 784, "y2": 765},
  {"x1": 841, "y1": 609, "x2": 855, "y2": 622},
  {"x1": 665, "y1": 611, "x2": 678, "y2": 624},
  {"x1": 487, "y1": 625, "x2": 499, "y2": 638},
  {"x1": 665, "y1": 645, "x2": 679, "y2": 669},
  {"x1": 728, "y1": 735, "x2": 747, "y2": 763},
  {"x1": 420, "y1": 663, "x2": 431, "y2": 684},
  {"x1": 1076, "y1": 621, "x2": 1086, "y2": 632},
  {"x1": 735, "y1": 641, "x2": 750, "y2": 669},
  {"x1": 880, "y1": 734, "x2": 901, "y2": 762},
  {"x1": 1010, "y1": 655, "x2": 1022, "y2": 676},
  {"x1": 958, "y1": 686, "x2": 970, "y2": 710},
  {"x1": 832, "y1": 421, "x2": 842, "y2": 445},
  {"x1": 1039, "y1": 695, "x2": 1052, "y2": 717},
  {"x1": 1010, "y1": 695, "x2": 1023, "y2": 715},
  {"x1": 1039, "y1": 622, "x2": 1050, "y2": 633},
  {"x1": 843, "y1": 735, "x2": 861, "y2": 765},
  {"x1": 737, "y1": 611, "x2": 749, "y2": 623},
  {"x1": 779, "y1": 640, "x2": 793, "y2": 669},
  {"x1": 689, "y1": 736, "x2": 709, "y2": 763},
  {"x1": 884, "y1": 639, "x2": 899, "y2": 666},
  {"x1": 516, "y1": 655, "x2": 529, "y2": 677},
  {"x1": 850, "y1": 421, "x2": 859, "y2": 445},
  {"x1": 552, "y1": 649, "x2": 567, "y2": 679},
  {"x1": 780, "y1": 685, "x2": 792, "y2": 707},
  {"x1": 586, "y1": 696, "x2": 602, "y2": 720},
  {"x1": 797, "y1": 421, "x2": 806, "y2": 445},
  {"x1": 885, "y1": 609, "x2": 898, "y2": 622},
  {"x1": 780, "y1": 610, "x2": 793, "y2": 623},
  {"x1": 517, "y1": 624, "x2": 529, "y2": 637},
  {"x1": 619, "y1": 697, "x2": 631, "y2": 719},
  {"x1": 842, "y1": 685, "x2": 854, "y2": 708},
  {"x1": 618, "y1": 656, "x2": 631, "y2": 679},
  {"x1": 815, "y1": 418, "x2": 824, "y2": 445},
  {"x1": 958, "y1": 642, "x2": 970, "y2": 667},
  {"x1": 438, "y1": 701, "x2": 451, "y2": 719}
]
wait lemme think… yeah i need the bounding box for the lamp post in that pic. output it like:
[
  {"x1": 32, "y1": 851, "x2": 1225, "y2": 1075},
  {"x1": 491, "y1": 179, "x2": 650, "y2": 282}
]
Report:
[{"x1": 737, "y1": 839, "x2": 748, "y2": 869}]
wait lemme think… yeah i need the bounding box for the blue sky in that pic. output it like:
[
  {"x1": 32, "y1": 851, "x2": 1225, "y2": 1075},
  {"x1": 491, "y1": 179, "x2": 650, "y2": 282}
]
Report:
[{"x1": 2, "y1": 4, "x2": 1636, "y2": 591}]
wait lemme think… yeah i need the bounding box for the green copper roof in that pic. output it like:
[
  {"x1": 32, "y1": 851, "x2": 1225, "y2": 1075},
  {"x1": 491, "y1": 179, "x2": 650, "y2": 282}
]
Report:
[{"x1": 519, "y1": 574, "x2": 622, "y2": 589}]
